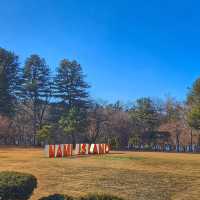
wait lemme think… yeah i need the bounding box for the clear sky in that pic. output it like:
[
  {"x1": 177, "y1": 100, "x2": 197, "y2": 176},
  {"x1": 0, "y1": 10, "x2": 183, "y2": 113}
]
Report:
[{"x1": 0, "y1": 0, "x2": 200, "y2": 103}]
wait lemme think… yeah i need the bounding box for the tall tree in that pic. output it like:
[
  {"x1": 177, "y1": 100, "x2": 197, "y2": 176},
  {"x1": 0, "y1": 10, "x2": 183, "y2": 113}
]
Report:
[
  {"x1": 53, "y1": 59, "x2": 90, "y2": 110},
  {"x1": 129, "y1": 98, "x2": 161, "y2": 132},
  {"x1": 53, "y1": 59, "x2": 90, "y2": 144},
  {"x1": 187, "y1": 78, "x2": 200, "y2": 145},
  {"x1": 128, "y1": 98, "x2": 162, "y2": 146},
  {"x1": 20, "y1": 55, "x2": 51, "y2": 138},
  {"x1": 160, "y1": 97, "x2": 184, "y2": 150},
  {"x1": 0, "y1": 47, "x2": 20, "y2": 117},
  {"x1": 86, "y1": 103, "x2": 108, "y2": 143},
  {"x1": 187, "y1": 78, "x2": 200, "y2": 106}
]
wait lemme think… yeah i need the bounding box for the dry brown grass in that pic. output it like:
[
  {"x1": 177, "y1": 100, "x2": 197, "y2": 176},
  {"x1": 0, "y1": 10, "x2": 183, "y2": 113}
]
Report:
[{"x1": 0, "y1": 148, "x2": 200, "y2": 200}]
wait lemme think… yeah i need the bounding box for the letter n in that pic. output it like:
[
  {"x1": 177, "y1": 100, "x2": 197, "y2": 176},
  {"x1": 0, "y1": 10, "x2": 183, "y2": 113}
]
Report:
[{"x1": 49, "y1": 145, "x2": 55, "y2": 158}]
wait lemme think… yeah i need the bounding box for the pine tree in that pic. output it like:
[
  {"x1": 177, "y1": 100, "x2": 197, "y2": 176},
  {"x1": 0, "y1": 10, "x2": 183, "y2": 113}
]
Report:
[
  {"x1": 0, "y1": 47, "x2": 20, "y2": 117},
  {"x1": 20, "y1": 54, "x2": 51, "y2": 137},
  {"x1": 53, "y1": 59, "x2": 90, "y2": 110},
  {"x1": 53, "y1": 59, "x2": 90, "y2": 144},
  {"x1": 130, "y1": 97, "x2": 161, "y2": 132},
  {"x1": 187, "y1": 78, "x2": 200, "y2": 145}
]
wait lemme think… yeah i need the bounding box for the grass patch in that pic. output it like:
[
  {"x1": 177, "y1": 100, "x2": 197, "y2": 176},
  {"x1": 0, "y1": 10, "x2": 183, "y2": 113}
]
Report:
[
  {"x1": 94, "y1": 155, "x2": 147, "y2": 161},
  {"x1": 0, "y1": 149, "x2": 199, "y2": 200}
]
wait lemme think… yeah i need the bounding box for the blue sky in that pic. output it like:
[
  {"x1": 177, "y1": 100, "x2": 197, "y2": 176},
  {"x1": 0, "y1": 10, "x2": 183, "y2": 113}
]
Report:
[{"x1": 0, "y1": 0, "x2": 200, "y2": 103}]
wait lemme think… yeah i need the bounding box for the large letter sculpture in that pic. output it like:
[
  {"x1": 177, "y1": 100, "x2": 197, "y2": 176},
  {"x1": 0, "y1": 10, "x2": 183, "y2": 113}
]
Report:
[
  {"x1": 45, "y1": 144, "x2": 73, "y2": 158},
  {"x1": 45, "y1": 143, "x2": 110, "y2": 158}
]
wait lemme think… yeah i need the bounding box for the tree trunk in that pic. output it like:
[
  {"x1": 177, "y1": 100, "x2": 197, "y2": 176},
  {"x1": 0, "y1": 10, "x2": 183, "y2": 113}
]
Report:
[
  {"x1": 190, "y1": 129, "x2": 193, "y2": 152},
  {"x1": 71, "y1": 133, "x2": 76, "y2": 149},
  {"x1": 33, "y1": 99, "x2": 37, "y2": 145},
  {"x1": 176, "y1": 133, "x2": 180, "y2": 152}
]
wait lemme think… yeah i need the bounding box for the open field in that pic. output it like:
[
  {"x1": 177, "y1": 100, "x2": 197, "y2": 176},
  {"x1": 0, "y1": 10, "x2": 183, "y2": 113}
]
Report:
[{"x1": 0, "y1": 148, "x2": 200, "y2": 200}]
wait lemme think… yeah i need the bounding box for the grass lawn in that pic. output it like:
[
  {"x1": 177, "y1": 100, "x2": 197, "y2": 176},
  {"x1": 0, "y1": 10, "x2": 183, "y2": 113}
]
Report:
[{"x1": 0, "y1": 148, "x2": 200, "y2": 200}]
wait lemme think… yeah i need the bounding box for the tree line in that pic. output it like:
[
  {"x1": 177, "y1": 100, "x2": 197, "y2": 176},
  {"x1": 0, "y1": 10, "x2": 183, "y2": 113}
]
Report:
[{"x1": 0, "y1": 47, "x2": 200, "y2": 151}]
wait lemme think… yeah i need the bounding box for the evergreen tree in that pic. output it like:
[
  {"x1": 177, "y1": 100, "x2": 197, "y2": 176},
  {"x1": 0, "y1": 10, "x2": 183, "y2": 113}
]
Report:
[
  {"x1": 20, "y1": 54, "x2": 51, "y2": 137},
  {"x1": 53, "y1": 59, "x2": 90, "y2": 110},
  {"x1": 187, "y1": 78, "x2": 200, "y2": 144},
  {"x1": 53, "y1": 59, "x2": 90, "y2": 144},
  {"x1": 0, "y1": 47, "x2": 20, "y2": 117},
  {"x1": 187, "y1": 78, "x2": 200, "y2": 106},
  {"x1": 128, "y1": 98, "x2": 162, "y2": 146},
  {"x1": 130, "y1": 97, "x2": 161, "y2": 132},
  {"x1": 59, "y1": 107, "x2": 85, "y2": 146}
]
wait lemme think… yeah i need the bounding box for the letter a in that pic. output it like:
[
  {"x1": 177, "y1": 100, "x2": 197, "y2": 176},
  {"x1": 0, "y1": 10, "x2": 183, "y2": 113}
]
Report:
[
  {"x1": 93, "y1": 144, "x2": 98, "y2": 154},
  {"x1": 56, "y1": 144, "x2": 63, "y2": 157}
]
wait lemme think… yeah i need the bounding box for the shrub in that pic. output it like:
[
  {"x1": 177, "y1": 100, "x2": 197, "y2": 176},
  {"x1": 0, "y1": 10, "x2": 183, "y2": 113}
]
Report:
[
  {"x1": 0, "y1": 171, "x2": 37, "y2": 200},
  {"x1": 79, "y1": 194, "x2": 124, "y2": 200},
  {"x1": 38, "y1": 194, "x2": 74, "y2": 200}
]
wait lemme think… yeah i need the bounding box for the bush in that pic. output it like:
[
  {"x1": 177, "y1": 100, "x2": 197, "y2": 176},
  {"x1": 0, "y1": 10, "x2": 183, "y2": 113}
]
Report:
[
  {"x1": 0, "y1": 171, "x2": 37, "y2": 200},
  {"x1": 38, "y1": 194, "x2": 74, "y2": 200},
  {"x1": 79, "y1": 194, "x2": 124, "y2": 200}
]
